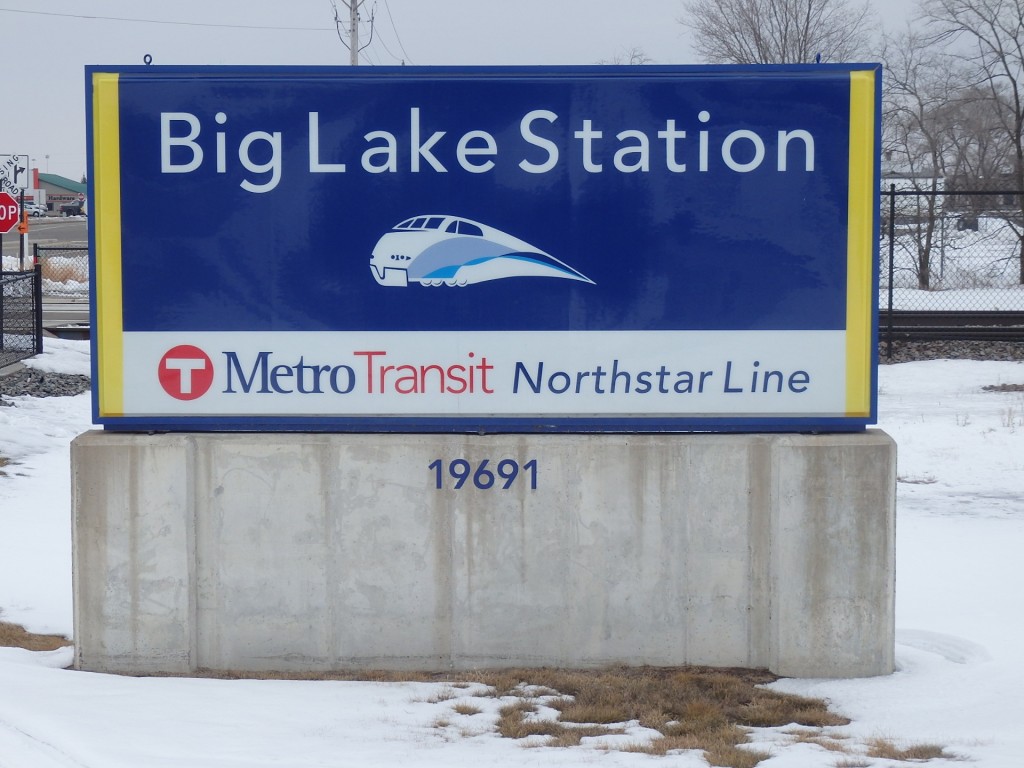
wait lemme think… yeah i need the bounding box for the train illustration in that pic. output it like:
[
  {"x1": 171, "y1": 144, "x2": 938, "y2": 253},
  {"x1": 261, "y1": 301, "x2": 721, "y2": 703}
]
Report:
[{"x1": 369, "y1": 215, "x2": 593, "y2": 287}]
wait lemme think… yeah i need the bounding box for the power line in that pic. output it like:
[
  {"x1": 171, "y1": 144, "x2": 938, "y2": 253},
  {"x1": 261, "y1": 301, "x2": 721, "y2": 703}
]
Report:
[
  {"x1": 0, "y1": 3, "x2": 412, "y2": 66},
  {"x1": 373, "y1": 22, "x2": 407, "y2": 64},
  {"x1": 382, "y1": 0, "x2": 413, "y2": 64},
  {"x1": 0, "y1": 6, "x2": 333, "y2": 32}
]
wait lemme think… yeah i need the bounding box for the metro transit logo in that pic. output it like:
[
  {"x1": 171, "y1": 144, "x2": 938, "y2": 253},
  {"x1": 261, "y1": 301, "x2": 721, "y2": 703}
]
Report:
[{"x1": 159, "y1": 345, "x2": 214, "y2": 400}]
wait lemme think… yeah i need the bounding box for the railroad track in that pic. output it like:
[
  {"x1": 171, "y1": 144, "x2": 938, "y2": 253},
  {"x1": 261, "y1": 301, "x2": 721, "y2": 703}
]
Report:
[
  {"x1": 15, "y1": 308, "x2": 1024, "y2": 344},
  {"x1": 879, "y1": 311, "x2": 1024, "y2": 341}
]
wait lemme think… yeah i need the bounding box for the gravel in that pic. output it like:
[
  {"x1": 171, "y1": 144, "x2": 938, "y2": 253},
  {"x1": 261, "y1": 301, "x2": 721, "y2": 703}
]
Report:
[
  {"x1": 879, "y1": 339, "x2": 1024, "y2": 364},
  {"x1": 0, "y1": 368, "x2": 91, "y2": 405},
  {"x1": 0, "y1": 340, "x2": 1021, "y2": 404}
]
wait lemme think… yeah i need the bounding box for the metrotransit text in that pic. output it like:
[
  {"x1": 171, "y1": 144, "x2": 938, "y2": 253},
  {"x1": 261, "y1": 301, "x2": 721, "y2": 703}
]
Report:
[{"x1": 218, "y1": 350, "x2": 811, "y2": 397}]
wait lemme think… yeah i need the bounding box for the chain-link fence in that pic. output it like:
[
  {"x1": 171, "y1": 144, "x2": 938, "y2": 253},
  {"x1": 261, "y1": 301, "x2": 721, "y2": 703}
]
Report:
[
  {"x1": 34, "y1": 244, "x2": 89, "y2": 298},
  {"x1": 881, "y1": 187, "x2": 1024, "y2": 312},
  {"x1": 0, "y1": 266, "x2": 42, "y2": 370}
]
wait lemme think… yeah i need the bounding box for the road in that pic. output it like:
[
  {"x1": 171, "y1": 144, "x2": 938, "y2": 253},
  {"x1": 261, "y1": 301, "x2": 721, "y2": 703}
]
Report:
[
  {"x1": 42, "y1": 298, "x2": 89, "y2": 336},
  {"x1": 1, "y1": 216, "x2": 87, "y2": 263},
  {"x1": 2, "y1": 217, "x2": 89, "y2": 336}
]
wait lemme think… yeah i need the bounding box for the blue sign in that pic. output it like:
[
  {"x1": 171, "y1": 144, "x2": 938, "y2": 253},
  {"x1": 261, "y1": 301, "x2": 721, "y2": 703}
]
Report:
[{"x1": 87, "y1": 64, "x2": 880, "y2": 432}]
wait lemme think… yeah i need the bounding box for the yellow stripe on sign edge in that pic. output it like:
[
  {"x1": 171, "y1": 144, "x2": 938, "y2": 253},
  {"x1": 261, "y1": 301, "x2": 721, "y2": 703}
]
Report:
[
  {"x1": 93, "y1": 73, "x2": 124, "y2": 417},
  {"x1": 846, "y1": 69, "x2": 876, "y2": 418}
]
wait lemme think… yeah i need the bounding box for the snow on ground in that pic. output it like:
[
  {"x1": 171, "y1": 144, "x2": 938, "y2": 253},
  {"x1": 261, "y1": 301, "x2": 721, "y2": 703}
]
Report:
[
  {"x1": 1, "y1": 339, "x2": 1023, "y2": 767},
  {"x1": 882, "y1": 285, "x2": 1024, "y2": 311}
]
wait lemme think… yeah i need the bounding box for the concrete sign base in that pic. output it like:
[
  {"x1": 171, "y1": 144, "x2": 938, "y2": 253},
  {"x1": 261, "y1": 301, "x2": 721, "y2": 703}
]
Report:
[{"x1": 72, "y1": 430, "x2": 895, "y2": 678}]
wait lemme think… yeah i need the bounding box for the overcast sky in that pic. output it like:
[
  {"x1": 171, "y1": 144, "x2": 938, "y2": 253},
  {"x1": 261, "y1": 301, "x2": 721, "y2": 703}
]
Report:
[{"x1": 1, "y1": 0, "x2": 915, "y2": 183}]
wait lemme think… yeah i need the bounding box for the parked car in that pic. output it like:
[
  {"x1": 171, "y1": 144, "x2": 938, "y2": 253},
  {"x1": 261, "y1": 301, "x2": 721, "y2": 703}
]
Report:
[
  {"x1": 60, "y1": 201, "x2": 86, "y2": 217},
  {"x1": 25, "y1": 203, "x2": 48, "y2": 217}
]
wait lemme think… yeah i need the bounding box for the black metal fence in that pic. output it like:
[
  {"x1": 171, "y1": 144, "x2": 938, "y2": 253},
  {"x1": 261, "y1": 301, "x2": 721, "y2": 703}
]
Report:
[
  {"x1": 0, "y1": 265, "x2": 43, "y2": 370},
  {"x1": 34, "y1": 244, "x2": 89, "y2": 298},
  {"x1": 880, "y1": 186, "x2": 1024, "y2": 313}
]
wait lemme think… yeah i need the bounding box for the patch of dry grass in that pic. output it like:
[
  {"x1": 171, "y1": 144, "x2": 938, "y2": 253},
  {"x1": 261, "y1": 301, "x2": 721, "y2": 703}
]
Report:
[
  {"x1": 704, "y1": 744, "x2": 772, "y2": 768},
  {"x1": 866, "y1": 737, "x2": 958, "y2": 761},
  {"x1": 0, "y1": 618, "x2": 72, "y2": 652},
  {"x1": 452, "y1": 702, "x2": 482, "y2": 716},
  {"x1": 546, "y1": 724, "x2": 621, "y2": 748},
  {"x1": 476, "y1": 671, "x2": 531, "y2": 697},
  {"x1": 785, "y1": 727, "x2": 849, "y2": 753},
  {"x1": 425, "y1": 685, "x2": 459, "y2": 703},
  {"x1": 739, "y1": 689, "x2": 849, "y2": 728},
  {"x1": 496, "y1": 701, "x2": 566, "y2": 739},
  {"x1": 625, "y1": 723, "x2": 747, "y2": 756},
  {"x1": 497, "y1": 699, "x2": 626, "y2": 745},
  {"x1": 475, "y1": 666, "x2": 850, "y2": 767}
]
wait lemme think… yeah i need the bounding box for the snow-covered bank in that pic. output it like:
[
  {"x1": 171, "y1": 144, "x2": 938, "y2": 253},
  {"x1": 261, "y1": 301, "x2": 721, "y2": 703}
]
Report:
[{"x1": 1, "y1": 340, "x2": 1022, "y2": 767}]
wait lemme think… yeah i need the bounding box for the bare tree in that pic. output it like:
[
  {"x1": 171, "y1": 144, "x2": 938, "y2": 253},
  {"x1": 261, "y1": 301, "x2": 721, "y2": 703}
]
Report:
[
  {"x1": 883, "y1": 30, "x2": 964, "y2": 288},
  {"x1": 598, "y1": 47, "x2": 653, "y2": 65},
  {"x1": 923, "y1": 0, "x2": 1024, "y2": 282},
  {"x1": 883, "y1": 28, "x2": 1014, "y2": 289},
  {"x1": 941, "y1": 86, "x2": 1010, "y2": 178},
  {"x1": 680, "y1": 0, "x2": 875, "y2": 64}
]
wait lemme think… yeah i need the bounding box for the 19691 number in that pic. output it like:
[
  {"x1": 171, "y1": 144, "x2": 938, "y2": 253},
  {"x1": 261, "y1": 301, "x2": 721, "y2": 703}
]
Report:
[{"x1": 429, "y1": 459, "x2": 538, "y2": 490}]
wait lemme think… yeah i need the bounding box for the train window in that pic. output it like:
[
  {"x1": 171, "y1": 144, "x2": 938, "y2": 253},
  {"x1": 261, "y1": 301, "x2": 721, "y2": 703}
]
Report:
[
  {"x1": 395, "y1": 218, "x2": 415, "y2": 229},
  {"x1": 426, "y1": 217, "x2": 445, "y2": 229},
  {"x1": 445, "y1": 220, "x2": 460, "y2": 233},
  {"x1": 458, "y1": 221, "x2": 483, "y2": 236},
  {"x1": 410, "y1": 217, "x2": 428, "y2": 228}
]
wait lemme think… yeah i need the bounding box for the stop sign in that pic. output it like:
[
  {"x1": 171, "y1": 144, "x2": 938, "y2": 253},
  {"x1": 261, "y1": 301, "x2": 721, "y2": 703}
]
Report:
[{"x1": 0, "y1": 191, "x2": 19, "y2": 234}]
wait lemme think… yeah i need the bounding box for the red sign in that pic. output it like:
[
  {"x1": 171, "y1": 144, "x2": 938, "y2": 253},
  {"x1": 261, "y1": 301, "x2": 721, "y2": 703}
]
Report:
[{"x1": 0, "y1": 191, "x2": 18, "y2": 234}]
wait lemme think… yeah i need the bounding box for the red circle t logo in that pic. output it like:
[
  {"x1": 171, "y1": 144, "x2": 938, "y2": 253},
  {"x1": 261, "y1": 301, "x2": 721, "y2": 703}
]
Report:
[{"x1": 159, "y1": 345, "x2": 214, "y2": 400}]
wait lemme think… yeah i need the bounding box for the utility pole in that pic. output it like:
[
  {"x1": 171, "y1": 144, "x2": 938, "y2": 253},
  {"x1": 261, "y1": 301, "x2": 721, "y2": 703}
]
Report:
[
  {"x1": 349, "y1": 0, "x2": 359, "y2": 66},
  {"x1": 332, "y1": 0, "x2": 371, "y2": 65}
]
